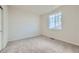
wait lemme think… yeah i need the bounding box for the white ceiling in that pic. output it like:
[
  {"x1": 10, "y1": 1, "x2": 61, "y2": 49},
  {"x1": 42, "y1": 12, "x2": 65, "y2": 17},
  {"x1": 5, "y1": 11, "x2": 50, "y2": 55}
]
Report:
[{"x1": 8, "y1": 5, "x2": 60, "y2": 15}]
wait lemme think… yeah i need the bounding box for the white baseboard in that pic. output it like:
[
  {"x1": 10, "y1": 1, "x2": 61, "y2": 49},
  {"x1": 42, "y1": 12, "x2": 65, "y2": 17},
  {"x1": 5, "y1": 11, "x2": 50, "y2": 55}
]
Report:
[{"x1": 8, "y1": 34, "x2": 41, "y2": 42}]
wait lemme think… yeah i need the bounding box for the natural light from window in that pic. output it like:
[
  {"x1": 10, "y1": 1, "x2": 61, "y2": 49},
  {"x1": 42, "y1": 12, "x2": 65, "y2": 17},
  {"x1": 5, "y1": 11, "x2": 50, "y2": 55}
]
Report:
[{"x1": 48, "y1": 12, "x2": 62, "y2": 30}]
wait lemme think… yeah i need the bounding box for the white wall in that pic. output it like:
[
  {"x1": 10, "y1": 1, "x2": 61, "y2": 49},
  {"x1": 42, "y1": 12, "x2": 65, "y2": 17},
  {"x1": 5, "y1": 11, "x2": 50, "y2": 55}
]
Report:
[
  {"x1": 41, "y1": 6, "x2": 79, "y2": 46},
  {"x1": 8, "y1": 7, "x2": 40, "y2": 41}
]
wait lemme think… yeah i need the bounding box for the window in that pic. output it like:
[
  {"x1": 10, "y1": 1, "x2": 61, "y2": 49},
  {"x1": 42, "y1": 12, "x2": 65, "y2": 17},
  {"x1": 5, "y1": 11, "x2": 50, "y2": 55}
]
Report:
[{"x1": 48, "y1": 12, "x2": 62, "y2": 30}]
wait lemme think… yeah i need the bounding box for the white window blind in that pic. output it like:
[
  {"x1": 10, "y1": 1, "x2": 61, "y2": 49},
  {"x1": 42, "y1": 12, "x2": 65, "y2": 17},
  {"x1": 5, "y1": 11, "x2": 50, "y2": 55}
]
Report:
[{"x1": 49, "y1": 12, "x2": 62, "y2": 30}]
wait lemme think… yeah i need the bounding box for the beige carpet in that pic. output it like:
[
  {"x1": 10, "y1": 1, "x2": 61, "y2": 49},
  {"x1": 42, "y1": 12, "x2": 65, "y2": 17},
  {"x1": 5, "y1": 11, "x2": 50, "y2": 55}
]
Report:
[{"x1": 1, "y1": 36, "x2": 79, "y2": 53}]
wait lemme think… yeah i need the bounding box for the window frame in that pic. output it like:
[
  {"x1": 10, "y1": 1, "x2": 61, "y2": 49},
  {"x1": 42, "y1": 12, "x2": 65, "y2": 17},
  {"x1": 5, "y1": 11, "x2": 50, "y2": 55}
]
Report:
[{"x1": 48, "y1": 12, "x2": 63, "y2": 30}]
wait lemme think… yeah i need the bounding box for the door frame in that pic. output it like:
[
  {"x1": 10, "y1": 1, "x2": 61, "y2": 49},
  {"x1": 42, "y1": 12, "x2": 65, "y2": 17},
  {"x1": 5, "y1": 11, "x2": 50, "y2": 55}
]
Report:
[{"x1": 0, "y1": 6, "x2": 3, "y2": 51}]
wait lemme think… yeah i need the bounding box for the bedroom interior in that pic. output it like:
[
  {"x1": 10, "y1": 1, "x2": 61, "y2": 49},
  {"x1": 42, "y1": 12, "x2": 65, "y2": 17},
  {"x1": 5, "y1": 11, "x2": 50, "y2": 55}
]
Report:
[{"x1": 0, "y1": 5, "x2": 79, "y2": 53}]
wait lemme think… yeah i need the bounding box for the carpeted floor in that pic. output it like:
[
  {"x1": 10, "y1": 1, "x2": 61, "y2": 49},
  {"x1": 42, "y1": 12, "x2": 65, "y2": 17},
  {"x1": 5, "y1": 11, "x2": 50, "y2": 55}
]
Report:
[{"x1": 1, "y1": 36, "x2": 79, "y2": 53}]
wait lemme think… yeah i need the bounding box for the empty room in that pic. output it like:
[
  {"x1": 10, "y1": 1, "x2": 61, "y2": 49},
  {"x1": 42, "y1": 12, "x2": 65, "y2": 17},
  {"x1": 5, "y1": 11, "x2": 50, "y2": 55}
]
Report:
[{"x1": 0, "y1": 5, "x2": 79, "y2": 53}]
